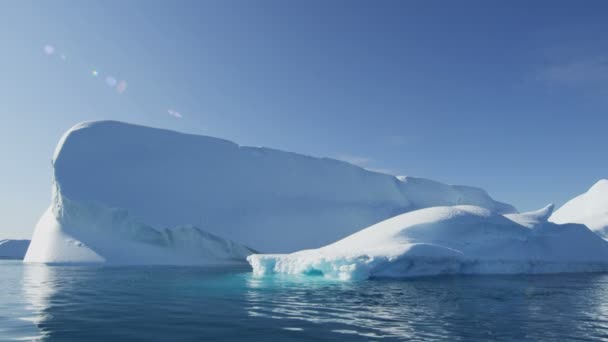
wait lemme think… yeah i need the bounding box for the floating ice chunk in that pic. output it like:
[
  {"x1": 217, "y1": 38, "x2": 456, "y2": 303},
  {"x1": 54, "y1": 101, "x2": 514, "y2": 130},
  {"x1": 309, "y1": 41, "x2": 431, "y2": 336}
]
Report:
[{"x1": 249, "y1": 205, "x2": 608, "y2": 280}]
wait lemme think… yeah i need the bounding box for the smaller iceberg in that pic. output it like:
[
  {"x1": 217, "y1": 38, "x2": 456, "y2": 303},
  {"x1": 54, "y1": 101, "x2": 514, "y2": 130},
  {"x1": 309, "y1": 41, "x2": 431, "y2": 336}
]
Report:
[
  {"x1": 0, "y1": 239, "x2": 30, "y2": 259},
  {"x1": 550, "y1": 179, "x2": 608, "y2": 239},
  {"x1": 248, "y1": 204, "x2": 608, "y2": 280}
]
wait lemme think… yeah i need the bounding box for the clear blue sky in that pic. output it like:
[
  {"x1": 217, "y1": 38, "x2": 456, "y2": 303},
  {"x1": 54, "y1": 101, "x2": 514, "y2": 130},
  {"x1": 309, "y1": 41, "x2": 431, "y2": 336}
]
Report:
[{"x1": 1, "y1": 0, "x2": 607, "y2": 239}]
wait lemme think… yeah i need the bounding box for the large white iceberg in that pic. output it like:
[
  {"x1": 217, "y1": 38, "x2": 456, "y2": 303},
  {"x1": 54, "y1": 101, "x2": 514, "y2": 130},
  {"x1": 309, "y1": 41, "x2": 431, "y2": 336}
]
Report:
[
  {"x1": 25, "y1": 121, "x2": 515, "y2": 264},
  {"x1": 550, "y1": 179, "x2": 608, "y2": 238},
  {"x1": 248, "y1": 204, "x2": 608, "y2": 280},
  {"x1": 0, "y1": 239, "x2": 30, "y2": 259}
]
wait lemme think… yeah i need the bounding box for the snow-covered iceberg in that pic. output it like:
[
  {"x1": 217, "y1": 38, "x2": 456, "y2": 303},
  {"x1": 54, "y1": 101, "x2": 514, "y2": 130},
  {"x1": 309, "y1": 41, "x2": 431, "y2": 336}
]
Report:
[
  {"x1": 25, "y1": 120, "x2": 515, "y2": 264},
  {"x1": 248, "y1": 204, "x2": 608, "y2": 280},
  {"x1": 550, "y1": 179, "x2": 608, "y2": 238},
  {"x1": 0, "y1": 239, "x2": 30, "y2": 259}
]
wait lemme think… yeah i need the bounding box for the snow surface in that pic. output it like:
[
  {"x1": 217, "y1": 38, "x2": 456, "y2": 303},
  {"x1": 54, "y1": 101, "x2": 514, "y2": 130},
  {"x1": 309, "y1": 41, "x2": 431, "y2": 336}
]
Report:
[
  {"x1": 550, "y1": 180, "x2": 608, "y2": 239},
  {"x1": 248, "y1": 204, "x2": 608, "y2": 280},
  {"x1": 0, "y1": 239, "x2": 30, "y2": 259},
  {"x1": 25, "y1": 186, "x2": 254, "y2": 264},
  {"x1": 25, "y1": 121, "x2": 516, "y2": 264}
]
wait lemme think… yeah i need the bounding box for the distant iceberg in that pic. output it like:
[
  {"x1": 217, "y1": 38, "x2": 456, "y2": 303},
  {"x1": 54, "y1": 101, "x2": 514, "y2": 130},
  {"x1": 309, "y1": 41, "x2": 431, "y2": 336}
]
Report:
[
  {"x1": 25, "y1": 121, "x2": 514, "y2": 265},
  {"x1": 0, "y1": 239, "x2": 30, "y2": 259},
  {"x1": 550, "y1": 179, "x2": 608, "y2": 239},
  {"x1": 248, "y1": 204, "x2": 608, "y2": 280}
]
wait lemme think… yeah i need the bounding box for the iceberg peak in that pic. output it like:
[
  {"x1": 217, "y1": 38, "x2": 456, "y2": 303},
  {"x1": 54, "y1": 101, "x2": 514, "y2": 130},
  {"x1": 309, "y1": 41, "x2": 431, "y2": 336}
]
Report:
[
  {"x1": 532, "y1": 203, "x2": 555, "y2": 220},
  {"x1": 505, "y1": 204, "x2": 554, "y2": 229},
  {"x1": 550, "y1": 180, "x2": 608, "y2": 238},
  {"x1": 589, "y1": 179, "x2": 608, "y2": 192}
]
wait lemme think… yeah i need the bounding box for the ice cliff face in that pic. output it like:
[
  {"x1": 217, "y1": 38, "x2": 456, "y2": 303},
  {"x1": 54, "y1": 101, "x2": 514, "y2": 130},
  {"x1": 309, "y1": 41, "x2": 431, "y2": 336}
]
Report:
[
  {"x1": 248, "y1": 204, "x2": 608, "y2": 280},
  {"x1": 25, "y1": 190, "x2": 254, "y2": 264},
  {"x1": 550, "y1": 180, "x2": 608, "y2": 239},
  {"x1": 25, "y1": 121, "x2": 515, "y2": 264},
  {"x1": 0, "y1": 239, "x2": 30, "y2": 259}
]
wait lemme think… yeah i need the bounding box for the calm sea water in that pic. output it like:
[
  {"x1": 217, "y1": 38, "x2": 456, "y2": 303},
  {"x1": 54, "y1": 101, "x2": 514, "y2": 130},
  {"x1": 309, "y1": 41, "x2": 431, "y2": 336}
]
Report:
[{"x1": 2, "y1": 260, "x2": 608, "y2": 341}]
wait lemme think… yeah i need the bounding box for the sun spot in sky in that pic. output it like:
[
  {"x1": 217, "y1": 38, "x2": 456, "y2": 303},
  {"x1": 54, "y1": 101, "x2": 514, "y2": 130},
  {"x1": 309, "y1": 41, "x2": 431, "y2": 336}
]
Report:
[{"x1": 92, "y1": 70, "x2": 99, "y2": 77}]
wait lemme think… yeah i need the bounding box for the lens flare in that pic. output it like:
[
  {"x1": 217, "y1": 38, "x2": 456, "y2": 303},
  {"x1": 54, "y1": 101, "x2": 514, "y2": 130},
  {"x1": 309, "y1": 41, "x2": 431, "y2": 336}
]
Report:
[
  {"x1": 105, "y1": 76, "x2": 117, "y2": 87},
  {"x1": 116, "y1": 80, "x2": 127, "y2": 94},
  {"x1": 43, "y1": 45, "x2": 55, "y2": 55},
  {"x1": 92, "y1": 70, "x2": 99, "y2": 77}
]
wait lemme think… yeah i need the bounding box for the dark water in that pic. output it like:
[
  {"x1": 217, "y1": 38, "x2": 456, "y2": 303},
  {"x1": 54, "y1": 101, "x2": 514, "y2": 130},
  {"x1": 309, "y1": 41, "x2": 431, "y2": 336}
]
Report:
[{"x1": 2, "y1": 261, "x2": 608, "y2": 341}]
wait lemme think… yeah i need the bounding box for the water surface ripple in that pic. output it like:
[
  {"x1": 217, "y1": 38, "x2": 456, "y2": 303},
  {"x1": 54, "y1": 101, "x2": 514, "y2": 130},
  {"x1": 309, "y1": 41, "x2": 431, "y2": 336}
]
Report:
[{"x1": 2, "y1": 260, "x2": 608, "y2": 341}]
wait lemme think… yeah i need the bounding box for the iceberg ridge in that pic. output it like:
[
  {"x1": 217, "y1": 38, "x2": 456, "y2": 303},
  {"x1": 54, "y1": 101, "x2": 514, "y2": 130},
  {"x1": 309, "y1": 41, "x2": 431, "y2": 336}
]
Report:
[{"x1": 551, "y1": 179, "x2": 608, "y2": 239}]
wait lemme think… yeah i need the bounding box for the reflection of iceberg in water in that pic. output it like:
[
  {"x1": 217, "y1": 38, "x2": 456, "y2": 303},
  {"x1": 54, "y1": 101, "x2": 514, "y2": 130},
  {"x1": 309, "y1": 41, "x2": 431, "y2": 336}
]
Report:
[
  {"x1": 20, "y1": 264, "x2": 57, "y2": 340},
  {"x1": 243, "y1": 274, "x2": 608, "y2": 340},
  {"x1": 244, "y1": 275, "x2": 428, "y2": 339},
  {"x1": 8, "y1": 264, "x2": 608, "y2": 340}
]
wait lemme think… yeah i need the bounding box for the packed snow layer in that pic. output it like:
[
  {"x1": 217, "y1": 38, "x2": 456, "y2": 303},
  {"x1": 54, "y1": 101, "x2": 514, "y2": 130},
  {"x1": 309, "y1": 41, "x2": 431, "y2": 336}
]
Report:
[
  {"x1": 248, "y1": 205, "x2": 608, "y2": 280},
  {"x1": 26, "y1": 120, "x2": 516, "y2": 264},
  {"x1": 0, "y1": 239, "x2": 30, "y2": 259},
  {"x1": 550, "y1": 180, "x2": 608, "y2": 239}
]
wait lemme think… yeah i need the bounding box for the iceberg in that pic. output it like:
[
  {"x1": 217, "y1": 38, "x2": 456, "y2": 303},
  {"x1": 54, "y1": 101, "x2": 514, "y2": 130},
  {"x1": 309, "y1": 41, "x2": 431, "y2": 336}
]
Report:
[
  {"x1": 0, "y1": 239, "x2": 30, "y2": 259},
  {"x1": 248, "y1": 204, "x2": 608, "y2": 280},
  {"x1": 25, "y1": 120, "x2": 514, "y2": 264},
  {"x1": 550, "y1": 179, "x2": 608, "y2": 239}
]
